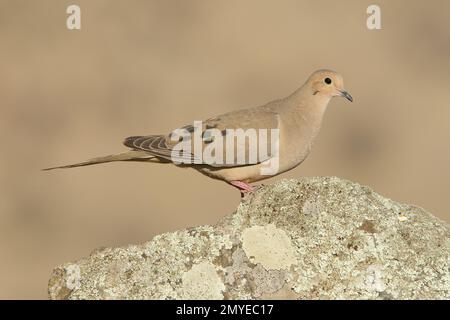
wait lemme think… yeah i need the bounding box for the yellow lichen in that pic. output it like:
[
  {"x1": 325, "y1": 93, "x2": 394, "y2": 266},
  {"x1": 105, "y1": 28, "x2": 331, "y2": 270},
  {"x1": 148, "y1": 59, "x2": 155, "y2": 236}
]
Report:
[
  {"x1": 242, "y1": 224, "x2": 297, "y2": 270},
  {"x1": 180, "y1": 261, "x2": 225, "y2": 299}
]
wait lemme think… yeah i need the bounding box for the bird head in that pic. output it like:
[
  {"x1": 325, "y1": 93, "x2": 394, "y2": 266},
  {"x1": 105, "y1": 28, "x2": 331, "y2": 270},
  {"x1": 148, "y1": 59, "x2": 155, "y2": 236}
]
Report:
[{"x1": 308, "y1": 69, "x2": 353, "y2": 102}]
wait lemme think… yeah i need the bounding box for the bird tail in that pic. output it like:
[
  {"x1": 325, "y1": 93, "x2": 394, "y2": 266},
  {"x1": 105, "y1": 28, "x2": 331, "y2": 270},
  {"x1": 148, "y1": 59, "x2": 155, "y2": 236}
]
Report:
[{"x1": 42, "y1": 150, "x2": 154, "y2": 171}]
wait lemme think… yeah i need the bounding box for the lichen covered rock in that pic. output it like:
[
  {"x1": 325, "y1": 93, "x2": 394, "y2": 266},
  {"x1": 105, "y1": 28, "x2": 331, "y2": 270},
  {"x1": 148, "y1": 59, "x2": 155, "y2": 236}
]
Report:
[{"x1": 48, "y1": 177, "x2": 450, "y2": 300}]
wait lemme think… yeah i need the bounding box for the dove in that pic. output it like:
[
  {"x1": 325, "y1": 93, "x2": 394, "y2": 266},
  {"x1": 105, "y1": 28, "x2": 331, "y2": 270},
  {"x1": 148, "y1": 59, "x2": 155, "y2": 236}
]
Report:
[{"x1": 44, "y1": 69, "x2": 353, "y2": 193}]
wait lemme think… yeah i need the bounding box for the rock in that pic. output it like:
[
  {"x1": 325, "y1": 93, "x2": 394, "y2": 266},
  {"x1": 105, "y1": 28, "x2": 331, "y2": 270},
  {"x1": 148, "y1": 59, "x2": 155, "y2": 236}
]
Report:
[{"x1": 48, "y1": 177, "x2": 450, "y2": 300}]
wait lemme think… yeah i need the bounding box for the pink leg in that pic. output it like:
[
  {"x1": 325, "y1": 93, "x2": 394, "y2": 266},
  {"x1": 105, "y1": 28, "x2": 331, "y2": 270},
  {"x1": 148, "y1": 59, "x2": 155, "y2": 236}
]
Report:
[{"x1": 230, "y1": 181, "x2": 255, "y2": 194}]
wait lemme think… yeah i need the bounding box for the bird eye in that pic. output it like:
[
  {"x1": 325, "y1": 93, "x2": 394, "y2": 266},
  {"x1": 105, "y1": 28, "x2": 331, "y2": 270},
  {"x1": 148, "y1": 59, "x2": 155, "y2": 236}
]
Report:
[{"x1": 324, "y1": 77, "x2": 332, "y2": 85}]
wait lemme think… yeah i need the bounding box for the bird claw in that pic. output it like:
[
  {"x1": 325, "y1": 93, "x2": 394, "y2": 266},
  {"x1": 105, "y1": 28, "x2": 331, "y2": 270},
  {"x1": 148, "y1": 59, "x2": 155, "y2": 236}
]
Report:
[{"x1": 230, "y1": 181, "x2": 263, "y2": 198}]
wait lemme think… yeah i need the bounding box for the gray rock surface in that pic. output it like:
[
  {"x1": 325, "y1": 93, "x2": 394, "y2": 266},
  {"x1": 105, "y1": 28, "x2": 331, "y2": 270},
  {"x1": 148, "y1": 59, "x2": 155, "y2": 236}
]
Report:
[{"x1": 48, "y1": 177, "x2": 450, "y2": 299}]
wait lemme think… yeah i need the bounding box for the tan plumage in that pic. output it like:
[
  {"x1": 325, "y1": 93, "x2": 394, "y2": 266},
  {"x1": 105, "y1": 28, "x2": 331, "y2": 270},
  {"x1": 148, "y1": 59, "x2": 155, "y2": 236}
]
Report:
[
  {"x1": 44, "y1": 69, "x2": 352, "y2": 192},
  {"x1": 123, "y1": 107, "x2": 280, "y2": 167}
]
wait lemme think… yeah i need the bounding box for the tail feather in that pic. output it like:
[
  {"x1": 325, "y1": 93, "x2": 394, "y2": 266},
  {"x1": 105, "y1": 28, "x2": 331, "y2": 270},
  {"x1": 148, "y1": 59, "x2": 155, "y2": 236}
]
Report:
[{"x1": 42, "y1": 151, "x2": 154, "y2": 171}]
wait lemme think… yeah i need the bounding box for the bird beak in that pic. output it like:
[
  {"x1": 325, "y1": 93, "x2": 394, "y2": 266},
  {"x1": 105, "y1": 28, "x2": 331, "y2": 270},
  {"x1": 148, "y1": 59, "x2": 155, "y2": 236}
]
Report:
[{"x1": 340, "y1": 90, "x2": 353, "y2": 102}]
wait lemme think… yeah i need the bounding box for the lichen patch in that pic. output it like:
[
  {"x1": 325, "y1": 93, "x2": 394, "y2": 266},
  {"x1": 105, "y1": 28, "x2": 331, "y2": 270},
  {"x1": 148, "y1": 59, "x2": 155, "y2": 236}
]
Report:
[
  {"x1": 242, "y1": 224, "x2": 297, "y2": 270},
  {"x1": 180, "y1": 261, "x2": 225, "y2": 299}
]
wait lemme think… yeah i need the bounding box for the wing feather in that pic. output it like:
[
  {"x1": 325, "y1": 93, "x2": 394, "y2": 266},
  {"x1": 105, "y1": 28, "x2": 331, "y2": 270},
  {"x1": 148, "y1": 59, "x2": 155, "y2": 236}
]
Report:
[{"x1": 123, "y1": 107, "x2": 280, "y2": 167}]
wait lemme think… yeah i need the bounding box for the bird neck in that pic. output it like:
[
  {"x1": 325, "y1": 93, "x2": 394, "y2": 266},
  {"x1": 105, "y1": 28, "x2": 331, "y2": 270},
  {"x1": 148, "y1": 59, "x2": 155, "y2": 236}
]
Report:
[{"x1": 289, "y1": 85, "x2": 331, "y2": 121}]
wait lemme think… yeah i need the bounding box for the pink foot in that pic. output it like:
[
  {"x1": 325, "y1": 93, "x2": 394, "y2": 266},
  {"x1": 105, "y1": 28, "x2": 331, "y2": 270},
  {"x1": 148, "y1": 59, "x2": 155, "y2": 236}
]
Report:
[{"x1": 230, "y1": 181, "x2": 255, "y2": 195}]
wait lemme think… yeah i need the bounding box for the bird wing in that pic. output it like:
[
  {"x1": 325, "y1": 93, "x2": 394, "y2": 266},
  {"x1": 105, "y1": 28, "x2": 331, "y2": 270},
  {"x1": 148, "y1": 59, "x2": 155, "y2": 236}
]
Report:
[
  {"x1": 123, "y1": 135, "x2": 198, "y2": 163},
  {"x1": 124, "y1": 107, "x2": 280, "y2": 168}
]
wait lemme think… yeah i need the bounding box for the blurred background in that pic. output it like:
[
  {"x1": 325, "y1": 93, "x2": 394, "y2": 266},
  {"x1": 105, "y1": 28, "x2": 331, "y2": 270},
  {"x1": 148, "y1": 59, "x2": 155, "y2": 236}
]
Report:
[{"x1": 0, "y1": 0, "x2": 449, "y2": 299}]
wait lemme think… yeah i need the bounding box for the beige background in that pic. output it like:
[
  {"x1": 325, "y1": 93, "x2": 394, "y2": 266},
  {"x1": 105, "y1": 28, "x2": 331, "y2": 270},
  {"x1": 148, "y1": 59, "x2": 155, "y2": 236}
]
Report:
[{"x1": 0, "y1": 0, "x2": 449, "y2": 299}]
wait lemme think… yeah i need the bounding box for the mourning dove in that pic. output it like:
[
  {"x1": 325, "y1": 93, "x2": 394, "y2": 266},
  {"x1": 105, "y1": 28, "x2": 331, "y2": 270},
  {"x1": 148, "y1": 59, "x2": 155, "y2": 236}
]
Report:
[{"x1": 44, "y1": 69, "x2": 352, "y2": 193}]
